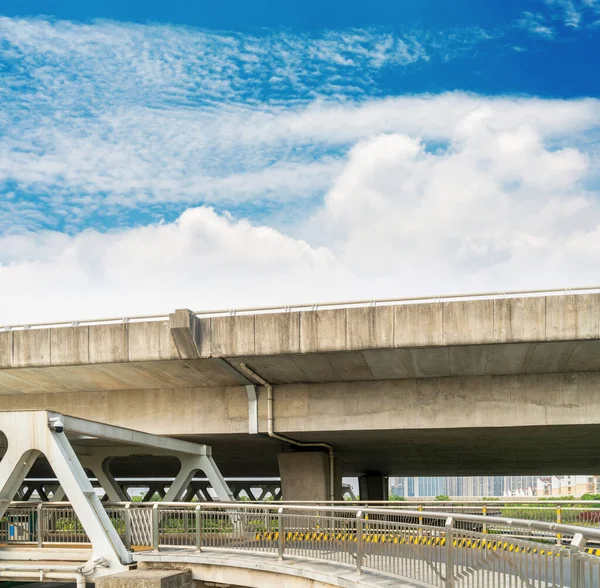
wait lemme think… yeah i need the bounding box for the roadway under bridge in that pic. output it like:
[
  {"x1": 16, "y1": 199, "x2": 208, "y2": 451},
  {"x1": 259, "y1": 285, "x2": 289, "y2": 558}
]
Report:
[{"x1": 1, "y1": 288, "x2": 600, "y2": 499}]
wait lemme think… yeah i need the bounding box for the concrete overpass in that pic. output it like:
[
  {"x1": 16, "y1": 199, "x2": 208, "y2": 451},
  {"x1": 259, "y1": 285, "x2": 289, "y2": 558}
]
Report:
[{"x1": 1, "y1": 287, "x2": 600, "y2": 498}]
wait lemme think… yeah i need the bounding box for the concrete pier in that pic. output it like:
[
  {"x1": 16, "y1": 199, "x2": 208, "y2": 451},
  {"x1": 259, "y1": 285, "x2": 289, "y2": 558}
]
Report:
[
  {"x1": 278, "y1": 451, "x2": 343, "y2": 501},
  {"x1": 358, "y1": 474, "x2": 389, "y2": 501}
]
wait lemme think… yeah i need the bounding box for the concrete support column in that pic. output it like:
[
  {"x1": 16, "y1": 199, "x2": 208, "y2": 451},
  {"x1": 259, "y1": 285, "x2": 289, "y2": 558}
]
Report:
[
  {"x1": 277, "y1": 451, "x2": 342, "y2": 501},
  {"x1": 358, "y1": 473, "x2": 389, "y2": 501}
]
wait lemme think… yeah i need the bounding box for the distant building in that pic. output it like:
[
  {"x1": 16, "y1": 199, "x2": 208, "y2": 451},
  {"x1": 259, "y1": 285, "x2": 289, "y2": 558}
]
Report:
[
  {"x1": 537, "y1": 475, "x2": 598, "y2": 497},
  {"x1": 390, "y1": 475, "x2": 539, "y2": 498},
  {"x1": 391, "y1": 476, "x2": 446, "y2": 498}
]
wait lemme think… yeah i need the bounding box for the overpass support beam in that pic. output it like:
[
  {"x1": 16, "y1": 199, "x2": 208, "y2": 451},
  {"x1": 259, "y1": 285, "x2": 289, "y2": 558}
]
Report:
[
  {"x1": 278, "y1": 452, "x2": 342, "y2": 502},
  {"x1": 359, "y1": 473, "x2": 389, "y2": 501}
]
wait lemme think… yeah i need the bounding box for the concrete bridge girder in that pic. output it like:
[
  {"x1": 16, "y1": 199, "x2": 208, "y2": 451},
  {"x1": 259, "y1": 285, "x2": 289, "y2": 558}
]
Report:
[{"x1": 1, "y1": 292, "x2": 600, "y2": 495}]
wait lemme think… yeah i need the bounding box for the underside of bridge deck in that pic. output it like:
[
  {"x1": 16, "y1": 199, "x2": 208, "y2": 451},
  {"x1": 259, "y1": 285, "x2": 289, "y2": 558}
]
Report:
[{"x1": 16, "y1": 423, "x2": 600, "y2": 479}]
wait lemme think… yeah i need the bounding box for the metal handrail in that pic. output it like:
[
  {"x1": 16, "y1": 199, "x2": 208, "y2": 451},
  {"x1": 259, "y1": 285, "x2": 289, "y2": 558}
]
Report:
[
  {"x1": 4, "y1": 501, "x2": 600, "y2": 587},
  {"x1": 15, "y1": 500, "x2": 600, "y2": 540},
  {"x1": 140, "y1": 501, "x2": 600, "y2": 539},
  {"x1": 2, "y1": 284, "x2": 599, "y2": 331}
]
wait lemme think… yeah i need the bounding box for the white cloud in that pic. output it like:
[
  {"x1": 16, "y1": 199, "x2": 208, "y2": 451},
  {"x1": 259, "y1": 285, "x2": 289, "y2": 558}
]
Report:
[
  {"x1": 2, "y1": 104, "x2": 600, "y2": 325},
  {"x1": 0, "y1": 208, "x2": 343, "y2": 324},
  {"x1": 520, "y1": 1, "x2": 600, "y2": 34},
  {"x1": 545, "y1": 0, "x2": 600, "y2": 27},
  {"x1": 0, "y1": 17, "x2": 502, "y2": 230},
  {"x1": 1, "y1": 17, "x2": 600, "y2": 323},
  {"x1": 1, "y1": 94, "x2": 598, "y2": 230},
  {"x1": 0, "y1": 17, "x2": 481, "y2": 108},
  {"x1": 547, "y1": 0, "x2": 583, "y2": 26},
  {"x1": 310, "y1": 122, "x2": 594, "y2": 279},
  {"x1": 517, "y1": 12, "x2": 556, "y2": 38},
  {"x1": 2, "y1": 17, "x2": 600, "y2": 232}
]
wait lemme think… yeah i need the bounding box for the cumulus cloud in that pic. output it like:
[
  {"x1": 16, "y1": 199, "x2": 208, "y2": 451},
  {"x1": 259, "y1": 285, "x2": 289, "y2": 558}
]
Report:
[
  {"x1": 0, "y1": 208, "x2": 343, "y2": 324},
  {"x1": 2, "y1": 105, "x2": 600, "y2": 325},
  {"x1": 310, "y1": 118, "x2": 597, "y2": 286}
]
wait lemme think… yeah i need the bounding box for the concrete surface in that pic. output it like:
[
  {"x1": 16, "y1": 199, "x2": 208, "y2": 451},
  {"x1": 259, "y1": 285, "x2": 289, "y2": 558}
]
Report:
[
  {"x1": 1, "y1": 294, "x2": 600, "y2": 394},
  {"x1": 278, "y1": 452, "x2": 343, "y2": 501},
  {"x1": 3, "y1": 370, "x2": 600, "y2": 476},
  {"x1": 96, "y1": 570, "x2": 192, "y2": 588},
  {"x1": 2, "y1": 293, "x2": 600, "y2": 478},
  {"x1": 137, "y1": 550, "x2": 425, "y2": 587}
]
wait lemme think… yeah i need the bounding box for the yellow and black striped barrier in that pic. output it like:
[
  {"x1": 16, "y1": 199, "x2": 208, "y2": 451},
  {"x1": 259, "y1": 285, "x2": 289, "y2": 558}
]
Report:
[{"x1": 253, "y1": 532, "x2": 600, "y2": 556}]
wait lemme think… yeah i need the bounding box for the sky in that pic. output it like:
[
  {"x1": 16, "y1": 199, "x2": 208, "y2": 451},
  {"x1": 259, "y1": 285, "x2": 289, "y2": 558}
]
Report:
[{"x1": 1, "y1": 0, "x2": 600, "y2": 324}]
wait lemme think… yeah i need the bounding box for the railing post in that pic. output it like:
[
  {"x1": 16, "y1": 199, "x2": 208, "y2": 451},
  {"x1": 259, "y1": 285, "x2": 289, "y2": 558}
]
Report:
[
  {"x1": 277, "y1": 507, "x2": 285, "y2": 561},
  {"x1": 482, "y1": 504, "x2": 487, "y2": 534},
  {"x1": 570, "y1": 532, "x2": 587, "y2": 588},
  {"x1": 356, "y1": 510, "x2": 364, "y2": 575},
  {"x1": 195, "y1": 505, "x2": 202, "y2": 552},
  {"x1": 556, "y1": 505, "x2": 562, "y2": 545},
  {"x1": 152, "y1": 504, "x2": 160, "y2": 552},
  {"x1": 124, "y1": 504, "x2": 132, "y2": 550},
  {"x1": 445, "y1": 516, "x2": 455, "y2": 588},
  {"x1": 36, "y1": 503, "x2": 44, "y2": 548}
]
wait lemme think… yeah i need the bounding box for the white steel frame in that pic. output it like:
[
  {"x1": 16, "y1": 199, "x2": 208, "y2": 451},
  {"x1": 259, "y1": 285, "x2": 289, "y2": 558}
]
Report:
[{"x1": 0, "y1": 410, "x2": 232, "y2": 579}]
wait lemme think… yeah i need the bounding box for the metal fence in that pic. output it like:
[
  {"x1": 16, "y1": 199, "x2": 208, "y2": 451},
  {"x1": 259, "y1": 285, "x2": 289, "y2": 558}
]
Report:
[{"x1": 3, "y1": 502, "x2": 600, "y2": 587}]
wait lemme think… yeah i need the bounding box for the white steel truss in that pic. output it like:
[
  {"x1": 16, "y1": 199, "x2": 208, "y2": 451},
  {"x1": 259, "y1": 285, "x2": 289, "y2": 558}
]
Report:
[{"x1": 0, "y1": 410, "x2": 232, "y2": 580}]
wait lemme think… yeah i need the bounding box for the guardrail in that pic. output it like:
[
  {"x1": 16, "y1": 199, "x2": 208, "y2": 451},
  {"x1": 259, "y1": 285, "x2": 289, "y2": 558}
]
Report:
[
  {"x1": 2, "y1": 502, "x2": 600, "y2": 587},
  {"x1": 2, "y1": 285, "x2": 599, "y2": 331},
  {"x1": 277, "y1": 501, "x2": 600, "y2": 531}
]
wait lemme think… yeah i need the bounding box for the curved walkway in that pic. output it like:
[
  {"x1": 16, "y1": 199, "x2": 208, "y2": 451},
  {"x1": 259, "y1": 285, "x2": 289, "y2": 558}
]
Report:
[{"x1": 136, "y1": 549, "x2": 426, "y2": 588}]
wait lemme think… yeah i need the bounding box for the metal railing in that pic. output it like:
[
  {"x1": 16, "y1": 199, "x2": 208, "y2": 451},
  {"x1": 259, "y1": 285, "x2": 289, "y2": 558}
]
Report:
[
  {"x1": 2, "y1": 285, "x2": 599, "y2": 331},
  {"x1": 3, "y1": 501, "x2": 600, "y2": 587},
  {"x1": 337, "y1": 501, "x2": 600, "y2": 537}
]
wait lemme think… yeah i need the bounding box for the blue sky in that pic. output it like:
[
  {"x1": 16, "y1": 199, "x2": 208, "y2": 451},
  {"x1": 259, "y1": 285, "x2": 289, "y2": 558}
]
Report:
[{"x1": 1, "y1": 0, "x2": 600, "y2": 322}]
